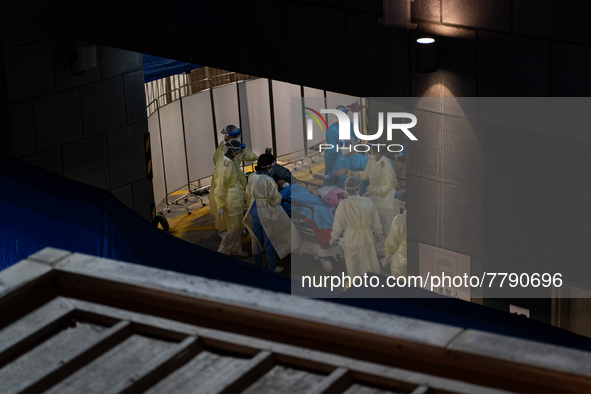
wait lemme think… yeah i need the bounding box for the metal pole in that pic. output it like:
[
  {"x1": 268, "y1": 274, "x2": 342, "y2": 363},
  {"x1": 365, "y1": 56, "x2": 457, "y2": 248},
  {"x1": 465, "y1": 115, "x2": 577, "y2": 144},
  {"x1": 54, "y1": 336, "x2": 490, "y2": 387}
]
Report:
[
  {"x1": 268, "y1": 79, "x2": 278, "y2": 157},
  {"x1": 235, "y1": 79, "x2": 249, "y2": 174},
  {"x1": 155, "y1": 100, "x2": 170, "y2": 207},
  {"x1": 235, "y1": 80, "x2": 244, "y2": 173},
  {"x1": 236, "y1": 80, "x2": 243, "y2": 137},
  {"x1": 207, "y1": 67, "x2": 219, "y2": 148},
  {"x1": 358, "y1": 96, "x2": 363, "y2": 139},
  {"x1": 178, "y1": 93, "x2": 192, "y2": 194},
  {"x1": 300, "y1": 85, "x2": 308, "y2": 157}
]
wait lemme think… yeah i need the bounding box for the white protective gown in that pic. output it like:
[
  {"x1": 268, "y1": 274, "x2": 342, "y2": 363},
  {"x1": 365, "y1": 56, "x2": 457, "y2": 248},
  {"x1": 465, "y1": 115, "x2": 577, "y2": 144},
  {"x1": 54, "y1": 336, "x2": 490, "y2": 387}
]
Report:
[
  {"x1": 349, "y1": 155, "x2": 398, "y2": 231},
  {"x1": 243, "y1": 172, "x2": 299, "y2": 259},
  {"x1": 330, "y1": 195, "x2": 382, "y2": 277},
  {"x1": 385, "y1": 211, "x2": 407, "y2": 277}
]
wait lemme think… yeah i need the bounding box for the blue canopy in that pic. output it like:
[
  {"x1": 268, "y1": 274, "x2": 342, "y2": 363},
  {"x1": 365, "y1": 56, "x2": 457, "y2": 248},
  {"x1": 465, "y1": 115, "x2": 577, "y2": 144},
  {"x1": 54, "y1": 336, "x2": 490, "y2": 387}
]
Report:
[{"x1": 143, "y1": 54, "x2": 201, "y2": 83}]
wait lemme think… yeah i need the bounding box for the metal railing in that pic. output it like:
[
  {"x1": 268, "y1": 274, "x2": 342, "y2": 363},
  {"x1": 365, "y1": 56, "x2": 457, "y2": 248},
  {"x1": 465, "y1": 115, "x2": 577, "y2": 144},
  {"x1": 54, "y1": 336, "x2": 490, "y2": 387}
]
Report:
[
  {"x1": 145, "y1": 68, "x2": 254, "y2": 117},
  {"x1": 145, "y1": 67, "x2": 367, "y2": 209}
]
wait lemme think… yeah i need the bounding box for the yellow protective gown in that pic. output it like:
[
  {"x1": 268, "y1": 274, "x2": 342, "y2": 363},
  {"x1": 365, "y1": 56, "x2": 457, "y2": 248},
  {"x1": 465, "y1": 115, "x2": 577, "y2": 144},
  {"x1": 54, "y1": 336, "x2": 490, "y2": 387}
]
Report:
[
  {"x1": 210, "y1": 143, "x2": 257, "y2": 230},
  {"x1": 210, "y1": 147, "x2": 226, "y2": 230},
  {"x1": 385, "y1": 211, "x2": 407, "y2": 277},
  {"x1": 233, "y1": 148, "x2": 258, "y2": 184},
  {"x1": 330, "y1": 195, "x2": 382, "y2": 277},
  {"x1": 212, "y1": 141, "x2": 228, "y2": 165},
  {"x1": 348, "y1": 155, "x2": 398, "y2": 231},
  {"x1": 213, "y1": 141, "x2": 258, "y2": 168},
  {"x1": 212, "y1": 156, "x2": 246, "y2": 232},
  {"x1": 243, "y1": 172, "x2": 299, "y2": 259}
]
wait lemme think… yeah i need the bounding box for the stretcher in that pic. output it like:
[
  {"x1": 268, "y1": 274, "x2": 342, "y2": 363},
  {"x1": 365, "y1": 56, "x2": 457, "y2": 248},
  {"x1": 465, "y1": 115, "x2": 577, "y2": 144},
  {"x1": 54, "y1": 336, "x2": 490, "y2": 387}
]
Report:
[{"x1": 289, "y1": 184, "x2": 344, "y2": 272}]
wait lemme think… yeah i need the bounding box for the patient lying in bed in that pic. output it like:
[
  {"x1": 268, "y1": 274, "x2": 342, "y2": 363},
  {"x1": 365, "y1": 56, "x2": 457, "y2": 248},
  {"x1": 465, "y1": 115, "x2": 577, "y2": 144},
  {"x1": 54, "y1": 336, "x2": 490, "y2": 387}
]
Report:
[{"x1": 277, "y1": 180, "x2": 336, "y2": 247}]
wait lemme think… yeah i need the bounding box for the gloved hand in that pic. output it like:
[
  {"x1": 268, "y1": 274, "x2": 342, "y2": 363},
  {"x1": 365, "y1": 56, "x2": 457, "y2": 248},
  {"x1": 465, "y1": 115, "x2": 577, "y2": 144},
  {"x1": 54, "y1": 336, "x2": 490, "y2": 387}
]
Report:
[
  {"x1": 332, "y1": 167, "x2": 348, "y2": 176},
  {"x1": 381, "y1": 256, "x2": 390, "y2": 268},
  {"x1": 217, "y1": 208, "x2": 224, "y2": 218},
  {"x1": 329, "y1": 239, "x2": 337, "y2": 247}
]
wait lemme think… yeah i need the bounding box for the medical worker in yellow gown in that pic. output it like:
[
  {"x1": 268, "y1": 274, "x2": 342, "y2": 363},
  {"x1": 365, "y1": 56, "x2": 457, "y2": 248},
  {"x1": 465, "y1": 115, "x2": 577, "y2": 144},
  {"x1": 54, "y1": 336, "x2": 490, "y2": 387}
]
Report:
[
  {"x1": 329, "y1": 176, "x2": 383, "y2": 278},
  {"x1": 382, "y1": 189, "x2": 407, "y2": 277},
  {"x1": 334, "y1": 146, "x2": 398, "y2": 232},
  {"x1": 214, "y1": 139, "x2": 249, "y2": 257},
  {"x1": 210, "y1": 125, "x2": 258, "y2": 236},
  {"x1": 243, "y1": 154, "x2": 299, "y2": 273}
]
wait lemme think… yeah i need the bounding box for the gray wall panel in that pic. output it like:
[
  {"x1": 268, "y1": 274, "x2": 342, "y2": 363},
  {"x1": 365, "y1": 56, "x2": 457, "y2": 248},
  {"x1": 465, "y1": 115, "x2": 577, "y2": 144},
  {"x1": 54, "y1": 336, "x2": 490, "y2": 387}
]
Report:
[
  {"x1": 303, "y1": 89, "x2": 327, "y2": 148},
  {"x1": 213, "y1": 83, "x2": 241, "y2": 140},
  {"x1": 159, "y1": 100, "x2": 189, "y2": 194},
  {"x1": 182, "y1": 92, "x2": 217, "y2": 182},
  {"x1": 272, "y1": 80, "x2": 302, "y2": 156},
  {"x1": 239, "y1": 79, "x2": 273, "y2": 158},
  {"x1": 148, "y1": 111, "x2": 167, "y2": 206}
]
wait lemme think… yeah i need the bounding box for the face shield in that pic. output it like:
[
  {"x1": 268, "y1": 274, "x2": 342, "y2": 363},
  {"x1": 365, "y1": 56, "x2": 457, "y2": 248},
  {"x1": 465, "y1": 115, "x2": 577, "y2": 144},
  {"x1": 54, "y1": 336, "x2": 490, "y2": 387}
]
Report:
[
  {"x1": 226, "y1": 140, "x2": 246, "y2": 158},
  {"x1": 221, "y1": 125, "x2": 242, "y2": 141},
  {"x1": 344, "y1": 176, "x2": 362, "y2": 196}
]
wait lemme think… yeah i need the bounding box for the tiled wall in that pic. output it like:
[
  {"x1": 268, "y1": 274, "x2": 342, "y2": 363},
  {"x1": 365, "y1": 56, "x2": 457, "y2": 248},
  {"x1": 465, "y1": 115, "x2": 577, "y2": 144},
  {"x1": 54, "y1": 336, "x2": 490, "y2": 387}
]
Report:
[
  {"x1": 74, "y1": 0, "x2": 591, "y2": 98},
  {"x1": 405, "y1": 0, "x2": 591, "y2": 318},
  {"x1": 0, "y1": 4, "x2": 152, "y2": 221},
  {"x1": 411, "y1": 0, "x2": 591, "y2": 97}
]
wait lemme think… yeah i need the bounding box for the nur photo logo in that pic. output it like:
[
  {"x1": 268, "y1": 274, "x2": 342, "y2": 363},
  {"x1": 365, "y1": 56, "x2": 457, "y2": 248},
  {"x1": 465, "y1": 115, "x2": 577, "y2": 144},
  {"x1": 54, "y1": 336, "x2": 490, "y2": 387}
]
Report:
[{"x1": 305, "y1": 107, "x2": 418, "y2": 153}]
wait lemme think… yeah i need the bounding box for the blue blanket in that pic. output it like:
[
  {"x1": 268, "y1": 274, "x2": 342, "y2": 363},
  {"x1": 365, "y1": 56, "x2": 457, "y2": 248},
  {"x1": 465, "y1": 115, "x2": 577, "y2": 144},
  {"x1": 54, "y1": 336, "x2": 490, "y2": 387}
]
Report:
[{"x1": 291, "y1": 185, "x2": 334, "y2": 245}]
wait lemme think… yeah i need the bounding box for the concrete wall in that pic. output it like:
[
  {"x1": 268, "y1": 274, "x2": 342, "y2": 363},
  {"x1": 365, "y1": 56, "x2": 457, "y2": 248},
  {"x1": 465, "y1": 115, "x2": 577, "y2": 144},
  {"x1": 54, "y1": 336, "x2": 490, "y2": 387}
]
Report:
[
  {"x1": 75, "y1": 0, "x2": 409, "y2": 97},
  {"x1": 73, "y1": 0, "x2": 591, "y2": 97},
  {"x1": 0, "y1": 3, "x2": 152, "y2": 220},
  {"x1": 411, "y1": 0, "x2": 591, "y2": 97},
  {"x1": 405, "y1": 2, "x2": 591, "y2": 324}
]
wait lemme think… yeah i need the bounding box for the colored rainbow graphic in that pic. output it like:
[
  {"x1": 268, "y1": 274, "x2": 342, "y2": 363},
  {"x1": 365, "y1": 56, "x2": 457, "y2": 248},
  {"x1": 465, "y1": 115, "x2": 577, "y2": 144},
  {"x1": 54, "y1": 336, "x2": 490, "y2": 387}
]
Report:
[{"x1": 304, "y1": 107, "x2": 327, "y2": 130}]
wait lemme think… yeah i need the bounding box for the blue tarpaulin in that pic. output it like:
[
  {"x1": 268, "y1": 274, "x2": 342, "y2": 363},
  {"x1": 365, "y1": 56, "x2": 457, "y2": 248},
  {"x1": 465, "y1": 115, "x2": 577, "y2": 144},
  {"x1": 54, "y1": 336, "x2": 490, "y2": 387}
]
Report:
[
  {"x1": 0, "y1": 155, "x2": 291, "y2": 294},
  {"x1": 143, "y1": 54, "x2": 201, "y2": 83}
]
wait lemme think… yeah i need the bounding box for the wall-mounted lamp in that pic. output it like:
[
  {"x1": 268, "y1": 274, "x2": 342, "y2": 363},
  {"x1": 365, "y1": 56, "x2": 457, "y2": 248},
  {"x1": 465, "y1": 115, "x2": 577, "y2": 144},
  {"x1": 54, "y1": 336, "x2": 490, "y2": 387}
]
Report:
[
  {"x1": 70, "y1": 44, "x2": 97, "y2": 76},
  {"x1": 415, "y1": 37, "x2": 437, "y2": 73}
]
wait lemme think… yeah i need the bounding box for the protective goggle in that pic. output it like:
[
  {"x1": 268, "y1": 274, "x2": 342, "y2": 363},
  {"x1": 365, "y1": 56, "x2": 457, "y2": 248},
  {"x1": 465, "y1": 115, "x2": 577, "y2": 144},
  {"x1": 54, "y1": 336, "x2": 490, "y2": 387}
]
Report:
[{"x1": 221, "y1": 126, "x2": 242, "y2": 137}]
